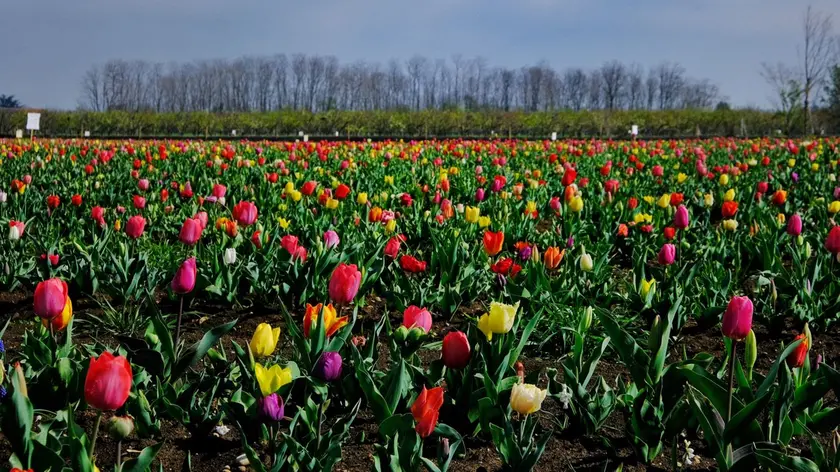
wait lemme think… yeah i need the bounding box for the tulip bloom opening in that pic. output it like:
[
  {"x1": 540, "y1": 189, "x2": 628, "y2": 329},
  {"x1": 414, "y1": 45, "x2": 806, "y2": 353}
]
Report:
[{"x1": 411, "y1": 386, "x2": 444, "y2": 438}]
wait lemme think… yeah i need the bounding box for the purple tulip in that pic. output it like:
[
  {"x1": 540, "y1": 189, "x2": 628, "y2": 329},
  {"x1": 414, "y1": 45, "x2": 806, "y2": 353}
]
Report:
[
  {"x1": 518, "y1": 246, "x2": 532, "y2": 261},
  {"x1": 313, "y1": 352, "x2": 343, "y2": 382},
  {"x1": 791, "y1": 172, "x2": 799, "y2": 183},
  {"x1": 722, "y1": 296, "x2": 753, "y2": 341},
  {"x1": 258, "y1": 393, "x2": 285, "y2": 422},
  {"x1": 567, "y1": 236, "x2": 575, "y2": 249}
]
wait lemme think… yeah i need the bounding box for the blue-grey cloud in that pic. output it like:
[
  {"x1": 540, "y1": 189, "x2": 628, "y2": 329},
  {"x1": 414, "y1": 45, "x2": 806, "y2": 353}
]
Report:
[{"x1": 2, "y1": 0, "x2": 838, "y2": 109}]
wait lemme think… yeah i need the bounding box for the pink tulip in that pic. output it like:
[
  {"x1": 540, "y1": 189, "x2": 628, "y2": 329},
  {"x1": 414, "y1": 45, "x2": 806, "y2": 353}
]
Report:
[
  {"x1": 403, "y1": 306, "x2": 432, "y2": 333},
  {"x1": 787, "y1": 214, "x2": 802, "y2": 237},
  {"x1": 328, "y1": 263, "x2": 361, "y2": 304},
  {"x1": 323, "y1": 230, "x2": 340, "y2": 249},
  {"x1": 179, "y1": 217, "x2": 203, "y2": 246},
  {"x1": 34, "y1": 278, "x2": 70, "y2": 320},
  {"x1": 674, "y1": 205, "x2": 690, "y2": 230}
]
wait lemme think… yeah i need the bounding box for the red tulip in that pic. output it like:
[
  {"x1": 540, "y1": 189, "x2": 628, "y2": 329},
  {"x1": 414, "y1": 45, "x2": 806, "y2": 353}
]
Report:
[
  {"x1": 403, "y1": 306, "x2": 432, "y2": 333},
  {"x1": 171, "y1": 257, "x2": 197, "y2": 294},
  {"x1": 663, "y1": 227, "x2": 676, "y2": 240},
  {"x1": 721, "y1": 201, "x2": 738, "y2": 218},
  {"x1": 561, "y1": 168, "x2": 577, "y2": 186},
  {"x1": 179, "y1": 217, "x2": 203, "y2": 246},
  {"x1": 335, "y1": 184, "x2": 351, "y2": 200},
  {"x1": 442, "y1": 331, "x2": 471, "y2": 369},
  {"x1": 670, "y1": 193, "x2": 684, "y2": 206},
  {"x1": 84, "y1": 352, "x2": 133, "y2": 410},
  {"x1": 826, "y1": 226, "x2": 840, "y2": 254},
  {"x1": 384, "y1": 236, "x2": 401, "y2": 258},
  {"x1": 329, "y1": 263, "x2": 361, "y2": 304},
  {"x1": 786, "y1": 334, "x2": 809, "y2": 368},
  {"x1": 301, "y1": 181, "x2": 318, "y2": 196},
  {"x1": 233, "y1": 201, "x2": 258, "y2": 226},
  {"x1": 411, "y1": 386, "x2": 443, "y2": 438},
  {"x1": 34, "y1": 278, "x2": 70, "y2": 320},
  {"x1": 133, "y1": 195, "x2": 146, "y2": 210},
  {"x1": 787, "y1": 214, "x2": 802, "y2": 236},
  {"x1": 125, "y1": 215, "x2": 146, "y2": 239},
  {"x1": 722, "y1": 296, "x2": 753, "y2": 341},
  {"x1": 400, "y1": 255, "x2": 427, "y2": 273},
  {"x1": 71, "y1": 194, "x2": 82, "y2": 207},
  {"x1": 400, "y1": 193, "x2": 413, "y2": 207},
  {"x1": 47, "y1": 195, "x2": 60, "y2": 209},
  {"x1": 212, "y1": 183, "x2": 227, "y2": 198},
  {"x1": 91, "y1": 206, "x2": 106, "y2": 226}
]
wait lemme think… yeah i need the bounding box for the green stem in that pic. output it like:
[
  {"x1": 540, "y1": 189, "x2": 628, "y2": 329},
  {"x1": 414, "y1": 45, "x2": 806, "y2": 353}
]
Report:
[
  {"x1": 89, "y1": 411, "x2": 103, "y2": 463},
  {"x1": 727, "y1": 342, "x2": 737, "y2": 422},
  {"x1": 174, "y1": 295, "x2": 184, "y2": 349},
  {"x1": 117, "y1": 440, "x2": 122, "y2": 470}
]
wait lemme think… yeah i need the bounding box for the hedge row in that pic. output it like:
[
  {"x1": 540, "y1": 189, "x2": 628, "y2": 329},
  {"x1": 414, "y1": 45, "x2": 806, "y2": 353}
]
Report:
[{"x1": 0, "y1": 108, "x2": 815, "y2": 139}]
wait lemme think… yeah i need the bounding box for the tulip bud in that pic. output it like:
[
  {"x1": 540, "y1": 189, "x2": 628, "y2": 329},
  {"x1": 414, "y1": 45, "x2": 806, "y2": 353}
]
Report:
[
  {"x1": 804, "y1": 323, "x2": 813, "y2": 351},
  {"x1": 805, "y1": 241, "x2": 812, "y2": 259},
  {"x1": 745, "y1": 330, "x2": 757, "y2": 380},
  {"x1": 144, "y1": 331, "x2": 160, "y2": 346},
  {"x1": 771, "y1": 279, "x2": 778, "y2": 307},
  {"x1": 407, "y1": 327, "x2": 425, "y2": 344},
  {"x1": 223, "y1": 247, "x2": 237, "y2": 265},
  {"x1": 722, "y1": 296, "x2": 753, "y2": 341},
  {"x1": 580, "y1": 307, "x2": 593, "y2": 332},
  {"x1": 13, "y1": 362, "x2": 27, "y2": 398},
  {"x1": 394, "y1": 325, "x2": 409, "y2": 342},
  {"x1": 108, "y1": 415, "x2": 135, "y2": 440},
  {"x1": 313, "y1": 352, "x2": 343, "y2": 382},
  {"x1": 648, "y1": 316, "x2": 661, "y2": 352},
  {"x1": 257, "y1": 393, "x2": 285, "y2": 422}
]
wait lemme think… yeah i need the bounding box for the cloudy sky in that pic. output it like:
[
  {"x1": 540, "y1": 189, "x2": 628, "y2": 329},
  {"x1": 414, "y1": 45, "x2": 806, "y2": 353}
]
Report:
[{"x1": 2, "y1": 0, "x2": 838, "y2": 110}]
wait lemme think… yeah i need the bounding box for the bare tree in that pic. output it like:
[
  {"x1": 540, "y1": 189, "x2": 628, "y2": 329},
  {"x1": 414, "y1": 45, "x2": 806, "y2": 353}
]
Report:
[
  {"x1": 800, "y1": 6, "x2": 835, "y2": 133},
  {"x1": 564, "y1": 68, "x2": 587, "y2": 111},
  {"x1": 79, "y1": 67, "x2": 103, "y2": 111},
  {"x1": 600, "y1": 60, "x2": 627, "y2": 110},
  {"x1": 656, "y1": 62, "x2": 685, "y2": 109},
  {"x1": 761, "y1": 62, "x2": 804, "y2": 133},
  {"x1": 627, "y1": 64, "x2": 645, "y2": 109}
]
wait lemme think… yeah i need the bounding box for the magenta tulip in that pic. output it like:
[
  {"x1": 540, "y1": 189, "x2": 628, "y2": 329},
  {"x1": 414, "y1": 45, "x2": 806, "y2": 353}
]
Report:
[
  {"x1": 658, "y1": 244, "x2": 676, "y2": 265},
  {"x1": 171, "y1": 257, "x2": 197, "y2": 294},
  {"x1": 722, "y1": 296, "x2": 753, "y2": 341},
  {"x1": 232, "y1": 201, "x2": 258, "y2": 226},
  {"x1": 34, "y1": 278, "x2": 70, "y2": 320},
  {"x1": 674, "y1": 205, "x2": 690, "y2": 230},
  {"x1": 826, "y1": 226, "x2": 840, "y2": 254},
  {"x1": 125, "y1": 215, "x2": 146, "y2": 239},
  {"x1": 787, "y1": 214, "x2": 802, "y2": 236},
  {"x1": 402, "y1": 306, "x2": 432, "y2": 333}
]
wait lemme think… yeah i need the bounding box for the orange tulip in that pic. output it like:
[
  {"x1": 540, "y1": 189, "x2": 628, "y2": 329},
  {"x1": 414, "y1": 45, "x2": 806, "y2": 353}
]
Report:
[
  {"x1": 543, "y1": 247, "x2": 564, "y2": 269},
  {"x1": 483, "y1": 230, "x2": 504, "y2": 256}
]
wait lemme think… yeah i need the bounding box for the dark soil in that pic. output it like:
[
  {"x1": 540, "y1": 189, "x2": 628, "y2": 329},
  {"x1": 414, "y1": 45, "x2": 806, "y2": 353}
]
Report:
[{"x1": 1, "y1": 291, "x2": 837, "y2": 471}]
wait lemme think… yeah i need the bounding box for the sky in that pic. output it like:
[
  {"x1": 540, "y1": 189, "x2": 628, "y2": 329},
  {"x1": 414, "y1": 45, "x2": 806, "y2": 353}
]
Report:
[{"x1": 2, "y1": 0, "x2": 839, "y2": 110}]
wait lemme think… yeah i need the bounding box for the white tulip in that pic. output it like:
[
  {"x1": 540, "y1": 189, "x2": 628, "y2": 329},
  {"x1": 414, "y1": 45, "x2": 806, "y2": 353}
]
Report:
[{"x1": 223, "y1": 247, "x2": 237, "y2": 265}]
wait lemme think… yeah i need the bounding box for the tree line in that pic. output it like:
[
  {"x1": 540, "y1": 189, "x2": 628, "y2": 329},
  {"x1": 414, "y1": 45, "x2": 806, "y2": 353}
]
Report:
[{"x1": 77, "y1": 55, "x2": 722, "y2": 114}]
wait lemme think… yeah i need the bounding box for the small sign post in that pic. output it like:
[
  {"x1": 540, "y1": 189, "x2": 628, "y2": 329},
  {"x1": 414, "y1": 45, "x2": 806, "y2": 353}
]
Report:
[{"x1": 26, "y1": 112, "x2": 41, "y2": 140}]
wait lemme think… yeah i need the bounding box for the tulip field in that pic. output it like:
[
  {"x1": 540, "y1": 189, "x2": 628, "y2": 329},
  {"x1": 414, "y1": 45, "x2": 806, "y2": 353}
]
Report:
[{"x1": 3, "y1": 137, "x2": 840, "y2": 471}]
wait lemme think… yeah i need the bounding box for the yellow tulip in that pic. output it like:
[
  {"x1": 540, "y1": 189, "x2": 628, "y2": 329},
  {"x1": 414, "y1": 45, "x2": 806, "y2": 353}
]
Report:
[
  {"x1": 465, "y1": 206, "x2": 480, "y2": 224},
  {"x1": 250, "y1": 323, "x2": 281, "y2": 358},
  {"x1": 114, "y1": 219, "x2": 121, "y2": 231},
  {"x1": 719, "y1": 174, "x2": 730, "y2": 186},
  {"x1": 677, "y1": 173, "x2": 687, "y2": 184},
  {"x1": 478, "y1": 216, "x2": 491, "y2": 228},
  {"x1": 657, "y1": 194, "x2": 670, "y2": 209},
  {"x1": 633, "y1": 213, "x2": 653, "y2": 224},
  {"x1": 385, "y1": 219, "x2": 396, "y2": 233},
  {"x1": 640, "y1": 278, "x2": 656, "y2": 299},
  {"x1": 326, "y1": 198, "x2": 339, "y2": 210},
  {"x1": 525, "y1": 201, "x2": 537, "y2": 215},
  {"x1": 580, "y1": 253, "x2": 594, "y2": 272},
  {"x1": 569, "y1": 196, "x2": 584, "y2": 213},
  {"x1": 289, "y1": 190, "x2": 302, "y2": 202},
  {"x1": 704, "y1": 194, "x2": 714, "y2": 208},
  {"x1": 510, "y1": 383, "x2": 547, "y2": 415},
  {"x1": 776, "y1": 213, "x2": 786, "y2": 226},
  {"x1": 788, "y1": 159, "x2": 796, "y2": 168},
  {"x1": 277, "y1": 218, "x2": 291, "y2": 229},
  {"x1": 812, "y1": 163, "x2": 820, "y2": 172},
  {"x1": 643, "y1": 196, "x2": 655, "y2": 205},
  {"x1": 384, "y1": 175, "x2": 394, "y2": 186},
  {"x1": 477, "y1": 301, "x2": 519, "y2": 341},
  {"x1": 723, "y1": 189, "x2": 735, "y2": 202},
  {"x1": 255, "y1": 363, "x2": 293, "y2": 397},
  {"x1": 356, "y1": 192, "x2": 368, "y2": 205},
  {"x1": 830, "y1": 201, "x2": 840, "y2": 214},
  {"x1": 284, "y1": 182, "x2": 295, "y2": 194},
  {"x1": 722, "y1": 219, "x2": 739, "y2": 231}
]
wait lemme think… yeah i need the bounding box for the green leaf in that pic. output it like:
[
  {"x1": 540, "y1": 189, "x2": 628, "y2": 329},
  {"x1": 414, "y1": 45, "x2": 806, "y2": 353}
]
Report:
[
  {"x1": 723, "y1": 389, "x2": 772, "y2": 445},
  {"x1": 379, "y1": 413, "x2": 415, "y2": 438},
  {"x1": 757, "y1": 338, "x2": 805, "y2": 398},
  {"x1": 121, "y1": 442, "x2": 165, "y2": 472},
  {"x1": 170, "y1": 319, "x2": 237, "y2": 381},
  {"x1": 509, "y1": 308, "x2": 542, "y2": 367}
]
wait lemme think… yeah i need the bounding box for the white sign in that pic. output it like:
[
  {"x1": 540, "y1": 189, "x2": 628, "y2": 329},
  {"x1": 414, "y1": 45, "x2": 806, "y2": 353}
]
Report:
[
  {"x1": 26, "y1": 113, "x2": 41, "y2": 131},
  {"x1": 298, "y1": 131, "x2": 304, "y2": 137},
  {"x1": 15, "y1": 129, "x2": 23, "y2": 139},
  {"x1": 303, "y1": 135, "x2": 309, "y2": 142},
  {"x1": 84, "y1": 131, "x2": 90, "y2": 137},
  {"x1": 231, "y1": 129, "x2": 237, "y2": 136},
  {"x1": 631, "y1": 125, "x2": 639, "y2": 136},
  {"x1": 551, "y1": 132, "x2": 557, "y2": 141},
  {"x1": 335, "y1": 131, "x2": 339, "y2": 137}
]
